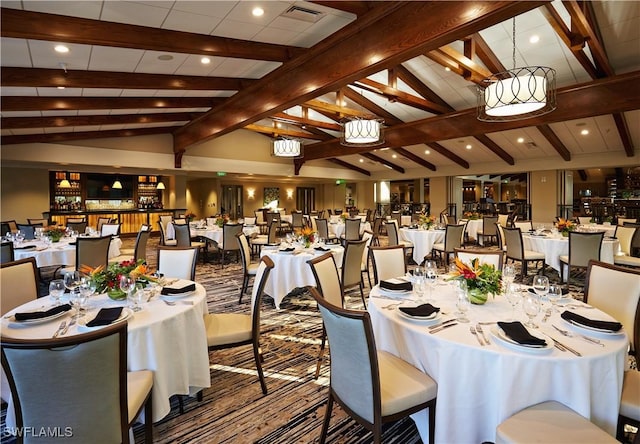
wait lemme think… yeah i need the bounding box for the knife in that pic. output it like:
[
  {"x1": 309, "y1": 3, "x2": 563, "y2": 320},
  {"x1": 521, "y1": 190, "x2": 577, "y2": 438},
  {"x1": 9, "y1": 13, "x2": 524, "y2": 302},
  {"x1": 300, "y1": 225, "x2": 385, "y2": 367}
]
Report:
[
  {"x1": 429, "y1": 322, "x2": 457, "y2": 334},
  {"x1": 428, "y1": 318, "x2": 456, "y2": 330}
]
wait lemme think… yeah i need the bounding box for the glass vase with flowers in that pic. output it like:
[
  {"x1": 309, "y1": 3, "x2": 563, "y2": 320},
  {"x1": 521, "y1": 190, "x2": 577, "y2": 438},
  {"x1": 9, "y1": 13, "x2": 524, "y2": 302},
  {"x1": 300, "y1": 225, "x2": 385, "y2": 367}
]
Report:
[
  {"x1": 80, "y1": 259, "x2": 157, "y2": 301},
  {"x1": 298, "y1": 226, "x2": 316, "y2": 248},
  {"x1": 555, "y1": 218, "x2": 575, "y2": 237},
  {"x1": 447, "y1": 257, "x2": 502, "y2": 304},
  {"x1": 44, "y1": 226, "x2": 66, "y2": 242}
]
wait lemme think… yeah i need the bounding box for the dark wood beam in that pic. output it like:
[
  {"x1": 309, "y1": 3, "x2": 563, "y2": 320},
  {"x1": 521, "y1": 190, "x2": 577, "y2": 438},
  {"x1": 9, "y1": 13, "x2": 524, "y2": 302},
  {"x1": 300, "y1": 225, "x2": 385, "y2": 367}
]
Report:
[
  {"x1": 474, "y1": 134, "x2": 515, "y2": 165},
  {"x1": 393, "y1": 147, "x2": 436, "y2": 171},
  {"x1": 0, "y1": 96, "x2": 222, "y2": 112},
  {"x1": 577, "y1": 169, "x2": 588, "y2": 181},
  {"x1": 353, "y1": 78, "x2": 451, "y2": 114},
  {"x1": 1, "y1": 126, "x2": 177, "y2": 145},
  {"x1": 174, "y1": 1, "x2": 546, "y2": 152},
  {"x1": 361, "y1": 152, "x2": 405, "y2": 174},
  {"x1": 430, "y1": 45, "x2": 492, "y2": 83},
  {"x1": 394, "y1": 65, "x2": 454, "y2": 111},
  {"x1": 0, "y1": 8, "x2": 303, "y2": 63},
  {"x1": 304, "y1": 99, "x2": 370, "y2": 118},
  {"x1": 613, "y1": 113, "x2": 634, "y2": 157},
  {"x1": 1, "y1": 67, "x2": 253, "y2": 90},
  {"x1": 326, "y1": 158, "x2": 371, "y2": 176},
  {"x1": 244, "y1": 124, "x2": 325, "y2": 140},
  {"x1": 303, "y1": 71, "x2": 640, "y2": 161},
  {"x1": 425, "y1": 142, "x2": 471, "y2": 169},
  {"x1": 271, "y1": 112, "x2": 341, "y2": 131},
  {"x1": 536, "y1": 124, "x2": 572, "y2": 161},
  {"x1": 1, "y1": 112, "x2": 204, "y2": 129},
  {"x1": 470, "y1": 32, "x2": 506, "y2": 73},
  {"x1": 342, "y1": 87, "x2": 403, "y2": 125}
]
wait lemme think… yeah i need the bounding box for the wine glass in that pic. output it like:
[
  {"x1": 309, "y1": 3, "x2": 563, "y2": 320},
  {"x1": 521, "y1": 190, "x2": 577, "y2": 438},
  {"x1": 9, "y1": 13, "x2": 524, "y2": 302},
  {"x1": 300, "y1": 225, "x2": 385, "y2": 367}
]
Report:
[
  {"x1": 502, "y1": 264, "x2": 516, "y2": 285},
  {"x1": 523, "y1": 292, "x2": 541, "y2": 329},
  {"x1": 454, "y1": 280, "x2": 470, "y2": 323},
  {"x1": 119, "y1": 275, "x2": 136, "y2": 306},
  {"x1": 78, "y1": 275, "x2": 97, "y2": 315},
  {"x1": 424, "y1": 260, "x2": 438, "y2": 302},
  {"x1": 64, "y1": 271, "x2": 82, "y2": 315},
  {"x1": 505, "y1": 282, "x2": 521, "y2": 321},
  {"x1": 413, "y1": 267, "x2": 425, "y2": 301},
  {"x1": 532, "y1": 275, "x2": 549, "y2": 300},
  {"x1": 547, "y1": 283, "x2": 563, "y2": 312},
  {"x1": 48, "y1": 279, "x2": 65, "y2": 306},
  {"x1": 130, "y1": 283, "x2": 144, "y2": 312}
]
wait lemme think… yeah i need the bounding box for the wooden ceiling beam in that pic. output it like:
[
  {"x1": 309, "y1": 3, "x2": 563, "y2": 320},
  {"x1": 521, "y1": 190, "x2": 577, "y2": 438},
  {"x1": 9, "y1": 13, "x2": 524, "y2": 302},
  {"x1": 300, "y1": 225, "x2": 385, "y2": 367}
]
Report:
[
  {"x1": 536, "y1": 124, "x2": 572, "y2": 161},
  {"x1": 1, "y1": 126, "x2": 177, "y2": 145},
  {"x1": 243, "y1": 124, "x2": 325, "y2": 140},
  {"x1": 342, "y1": 86, "x2": 404, "y2": 125},
  {"x1": 303, "y1": 99, "x2": 370, "y2": 118},
  {"x1": 361, "y1": 152, "x2": 405, "y2": 174},
  {"x1": 0, "y1": 96, "x2": 222, "y2": 111},
  {"x1": 470, "y1": 32, "x2": 506, "y2": 73},
  {"x1": 393, "y1": 147, "x2": 436, "y2": 171},
  {"x1": 577, "y1": 169, "x2": 588, "y2": 181},
  {"x1": 1, "y1": 67, "x2": 253, "y2": 91},
  {"x1": 474, "y1": 134, "x2": 515, "y2": 165},
  {"x1": 174, "y1": 1, "x2": 546, "y2": 153},
  {"x1": 271, "y1": 112, "x2": 341, "y2": 131},
  {"x1": 433, "y1": 46, "x2": 493, "y2": 82},
  {"x1": 1, "y1": 112, "x2": 203, "y2": 129},
  {"x1": 0, "y1": 7, "x2": 303, "y2": 62},
  {"x1": 425, "y1": 142, "x2": 470, "y2": 169},
  {"x1": 353, "y1": 78, "x2": 451, "y2": 114},
  {"x1": 613, "y1": 114, "x2": 634, "y2": 157},
  {"x1": 326, "y1": 158, "x2": 371, "y2": 176},
  {"x1": 394, "y1": 65, "x2": 454, "y2": 111}
]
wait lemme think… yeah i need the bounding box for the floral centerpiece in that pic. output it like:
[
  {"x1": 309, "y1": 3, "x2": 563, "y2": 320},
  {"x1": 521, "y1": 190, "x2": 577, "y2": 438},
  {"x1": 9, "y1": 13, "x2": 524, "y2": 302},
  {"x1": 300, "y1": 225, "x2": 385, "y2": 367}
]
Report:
[
  {"x1": 80, "y1": 259, "x2": 157, "y2": 301},
  {"x1": 184, "y1": 211, "x2": 197, "y2": 223},
  {"x1": 556, "y1": 218, "x2": 575, "y2": 237},
  {"x1": 215, "y1": 215, "x2": 229, "y2": 228},
  {"x1": 418, "y1": 214, "x2": 436, "y2": 230},
  {"x1": 44, "y1": 226, "x2": 66, "y2": 242},
  {"x1": 447, "y1": 257, "x2": 502, "y2": 305},
  {"x1": 340, "y1": 212, "x2": 349, "y2": 222},
  {"x1": 298, "y1": 226, "x2": 316, "y2": 248},
  {"x1": 463, "y1": 211, "x2": 481, "y2": 220}
]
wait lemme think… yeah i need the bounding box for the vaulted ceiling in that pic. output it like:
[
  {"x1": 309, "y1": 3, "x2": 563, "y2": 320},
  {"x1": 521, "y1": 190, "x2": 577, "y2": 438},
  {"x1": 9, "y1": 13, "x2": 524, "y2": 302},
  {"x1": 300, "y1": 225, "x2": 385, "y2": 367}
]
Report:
[{"x1": 1, "y1": 1, "x2": 639, "y2": 180}]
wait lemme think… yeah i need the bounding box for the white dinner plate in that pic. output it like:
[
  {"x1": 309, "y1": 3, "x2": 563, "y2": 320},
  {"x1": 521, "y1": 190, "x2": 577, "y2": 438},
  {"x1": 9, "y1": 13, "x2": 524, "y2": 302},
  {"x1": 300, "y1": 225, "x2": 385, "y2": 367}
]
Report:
[
  {"x1": 77, "y1": 308, "x2": 133, "y2": 332},
  {"x1": 562, "y1": 317, "x2": 625, "y2": 336},
  {"x1": 160, "y1": 291, "x2": 195, "y2": 302},
  {"x1": 7, "y1": 307, "x2": 70, "y2": 326},
  {"x1": 396, "y1": 307, "x2": 440, "y2": 323},
  {"x1": 376, "y1": 287, "x2": 413, "y2": 298},
  {"x1": 491, "y1": 327, "x2": 553, "y2": 354}
]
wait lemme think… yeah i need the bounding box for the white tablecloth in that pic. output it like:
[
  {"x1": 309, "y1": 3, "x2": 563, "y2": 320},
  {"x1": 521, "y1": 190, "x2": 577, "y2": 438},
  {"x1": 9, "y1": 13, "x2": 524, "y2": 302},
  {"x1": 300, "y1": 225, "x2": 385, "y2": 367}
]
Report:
[
  {"x1": 260, "y1": 245, "x2": 344, "y2": 309},
  {"x1": 329, "y1": 221, "x2": 372, "y2": 239},
  {"x1": 522, "y1": 234, "x2": 619, "y2": 278},
  {"x1": 188, "y1": 225, "x2": 260, "y2": 247},
  {"x1": 13, "y1": 236, "x2": 122, "y2": 267},
  {"x1": 368, "y1": 283, "x2": 627, "y2": 443},
  {"x1": 1, "y1": 281, "x2": 211, "y2": 424},
  {"x1": 465, "y1": 219, "x2": 483, "y2": 242},
  {"x1": 399, "y1": 228, "x2": 446, "y2": 264}
]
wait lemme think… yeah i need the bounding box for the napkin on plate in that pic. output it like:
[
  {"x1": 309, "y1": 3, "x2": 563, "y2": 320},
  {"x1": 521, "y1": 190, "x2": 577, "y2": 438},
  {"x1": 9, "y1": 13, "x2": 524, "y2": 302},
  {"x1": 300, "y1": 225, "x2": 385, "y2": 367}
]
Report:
[
  {"x1": 497, "y1": 321, "x2": 547, "y2": 346},
  {"x1": 161, "y1": 282, "x2": 196, "y2": 295},
  {"x1": 14, "y1": 303, "x2": 72, "y2": 321},
  {"x1": 380, "y1": 279, "x2": 413, "y2": 292},
  {"x1": 399, "y1": 303, "x2": 439, "y2": 317},
  {"x1": 279, "y1": 247, "x2": 295, "y2": 252},
  {"x1": 561, "y1": 310, "x2": 622, "y2": 332},
  {"x1": 86, "y1": 307, "x2": 123, "y2": 327},
  {"x1": 314, "y1": 246, "x2": 330, "y2": 252}
]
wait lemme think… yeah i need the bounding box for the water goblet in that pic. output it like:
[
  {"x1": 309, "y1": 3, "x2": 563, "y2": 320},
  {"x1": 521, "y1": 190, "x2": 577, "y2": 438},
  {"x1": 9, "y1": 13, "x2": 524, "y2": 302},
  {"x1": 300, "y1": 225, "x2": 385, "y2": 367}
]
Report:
[
  {"x1": 119, "y1": 275, "x2": 136, "y2": 307},
  {"x1": 532, "y1": 275, "x2": 549, "y2": 300},
  {"x1": 502, "y1": 264, "x2": 516, "y2": 284},
  {"x1": 547, "y1": 283, "x2": 563, "y2": 312},
  {"x1": 130, "y1": 283, "x2": 144, "y2": 312},
  {"x1": 424, "y1": 260, "x2": 438, "y2": 302},
  {"x1": 523, "y1": 292, "x2": 541, "y2": 329},
  {"x1": 48, "y1": 279, "x2": 65, "y2": 306},
  {"x1": 64, "y1": 271, "x2": 82, "y2": 315},
  {"x1": 454, "y1": 281, "x2": 470, "y2": 323},
  {"x1": 77, "y1": 275, "x2": 96, "y2": 316},
  {"x1": 505, "y1": 282, "x2": 521, "y2": 321}
]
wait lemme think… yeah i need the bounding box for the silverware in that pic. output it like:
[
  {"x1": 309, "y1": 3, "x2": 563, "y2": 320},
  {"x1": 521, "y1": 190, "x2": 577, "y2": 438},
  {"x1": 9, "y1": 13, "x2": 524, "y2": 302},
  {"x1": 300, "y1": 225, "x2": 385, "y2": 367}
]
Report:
[
  {"x1": 52, "y1": 320, "x2": 66, "y2": 338},
  {"x1": 476, "y1": 324, "x2": 490, "y2": 345},
  {"x1": 477, "y1": 321, "x2": 496, "y2": 325},
  {"x1": 552, "y1": 325, "x2": 604, "y2": 346},
  {"x1": 383, "y1": 302, "x2": 404, "y2": 310},
  {"x1": 470, "y1": 325, "x2": 485, "y2": 345},
  {"x1": 60, "y1": 317, "x2": 76, "y2": 336},
  {"x1": 542, "y1": 308, "x2": 552, "y2": 323},
  {"x1": 542, "y1": 332, "x2": 581, "y2": 356},
  {"x1": 429, "y1": 322, "x2": 457, "y2": 334},
  {"x1": 428, "y1": 319, "x2": 456, "y2": 330},
  {"x1": 163, "y1": 300, "x2": 194, "y2": 306}
]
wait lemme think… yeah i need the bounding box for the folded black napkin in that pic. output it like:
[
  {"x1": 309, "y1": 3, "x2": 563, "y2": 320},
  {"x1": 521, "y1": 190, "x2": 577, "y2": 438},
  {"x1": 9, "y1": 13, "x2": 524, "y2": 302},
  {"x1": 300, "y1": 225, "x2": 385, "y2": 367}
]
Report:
[
  {"x1": 161, "y1": 283, "x2": 196, "y2": 295},
  {"x1": 86, "y1": 307, "x2": 123, "y2": 327},
  {"x1": 399, "y1": 303, "x2": 440, "y2": 317},
  {"x1": 69, "y1": 242, "x2": 77, "y2": 246},
  {"x1": 380, "y1": 280, "x2": 413, "y2": 292},
  {"x1": 279, "y1": 247, "x2": 295, "y2": 252},
  {"x1": 497, "y1": 321, "x2": 547, "y2": 346},
  {"x1": 314, "y1": 246, "x2": 330, "y2": 251},
  {"x1": 408, "y1": 225, "x2": 418, "y2": 229},
  {"x1": 14, "y1": 245, "x2": 36, "y2": 250},
  {"x1": 14, "y1": 303, "x2": 72, "y2": 321},
  {"x1": 528, "y1": 287, "x2": 569, "y2": 296},
  {"x1": 561, "y1": 311, "x2": 622, "y2": 332}
]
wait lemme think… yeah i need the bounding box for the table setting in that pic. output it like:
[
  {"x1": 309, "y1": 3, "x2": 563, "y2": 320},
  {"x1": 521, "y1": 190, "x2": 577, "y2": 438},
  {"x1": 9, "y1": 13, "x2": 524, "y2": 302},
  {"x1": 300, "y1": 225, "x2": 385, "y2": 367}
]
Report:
[
  {"x1": 366, "y1": 263, "x2": 628, "y2": 443},
  {"x1": 399, "y1": 226, "x2": 446, "y2": 265}
]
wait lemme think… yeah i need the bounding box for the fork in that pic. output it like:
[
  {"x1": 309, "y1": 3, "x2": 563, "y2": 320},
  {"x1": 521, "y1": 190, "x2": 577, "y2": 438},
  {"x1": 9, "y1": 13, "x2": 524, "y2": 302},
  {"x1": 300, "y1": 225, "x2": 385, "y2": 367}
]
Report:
[
  {"x1": 552, "y1": 325, "x2": 604, "y2": 346},
  {"x1": 476, "y1": 324, "x2": 491, "y2": 345},
  {"x1": 470, "y1": 326, "x2": 485, "y2": 346},
  {"x1": 163, "y1": 300, "x2": 194, "y2": 306},
  {"x1": 542, "y1": 308, "x2": 552, "y2": 323},
  {"x1": 60, "y1": 317, "x2": 76, "y2": 336},
  {"x1": 52, "y1": 320, "x2": 66, "y2": 338}
]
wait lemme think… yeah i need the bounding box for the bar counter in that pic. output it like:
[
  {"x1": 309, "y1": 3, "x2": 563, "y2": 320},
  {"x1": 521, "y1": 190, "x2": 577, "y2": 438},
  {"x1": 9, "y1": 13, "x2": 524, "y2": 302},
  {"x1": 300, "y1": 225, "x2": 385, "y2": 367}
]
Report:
[{"x1": 45, "y1": 208, "x2": 186, "y2": 235}]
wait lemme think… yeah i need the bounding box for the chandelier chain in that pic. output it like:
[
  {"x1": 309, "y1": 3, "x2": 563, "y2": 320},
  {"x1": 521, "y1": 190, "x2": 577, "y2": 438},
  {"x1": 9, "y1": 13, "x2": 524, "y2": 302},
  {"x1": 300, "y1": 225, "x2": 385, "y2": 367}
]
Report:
[{"x1": 512, "y1": 17, "x2": 516, "y2": 71}]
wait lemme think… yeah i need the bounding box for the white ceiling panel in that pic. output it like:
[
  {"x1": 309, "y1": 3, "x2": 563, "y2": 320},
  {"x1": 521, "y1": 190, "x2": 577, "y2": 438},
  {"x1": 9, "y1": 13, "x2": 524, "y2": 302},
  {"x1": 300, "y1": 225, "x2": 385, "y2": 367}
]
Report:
[
  {"x1": 28, "y1": 39, "x2": 91, "y2": 70},
  {"x1": 100, "y1": 1, "x2": 170, "y2": 27},
  {"x1": 135, "y1": 51, "x2": 190, "y2": 74},
  {"x1": 88, "y1": 46, "x2": 145, "y2": 72},
  {"x1": 21, "y1": 1, "x2": 103, "y2": 20},
  {"x1": 0, "y1": 38, "x2": 33, "y2": 67}
]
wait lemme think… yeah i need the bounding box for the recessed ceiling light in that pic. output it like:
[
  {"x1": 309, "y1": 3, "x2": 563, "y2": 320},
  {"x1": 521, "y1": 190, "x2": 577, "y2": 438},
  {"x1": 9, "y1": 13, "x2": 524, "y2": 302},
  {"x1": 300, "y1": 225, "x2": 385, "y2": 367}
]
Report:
[
  {"x1": 392, "y1": 154, "x2": 397, "y2": 159},
  {"x1": 54, "y1": 45, "x2": 69, "y2": 53},
  {"x1": 444, "y1": 66, "x2": 451, "y2": 72},
  {"x1": 201, "y1": 57, "x2": 210, "y2": 65},
  {"x1": 424, "y1": 150, "x2": 430, "y2": 155},
  {"x1": 359, "y1": 158, "x2": 364, "y2": 163},
  {"x1": 158, "y1": 54, "x2": 173, "y2": 61},
  {"x1": 276, "y1": 122, "x2": 282, "y2": 128},
  {"x1": 252, "y1": 7, "x2": 264, "y2": 17},
  {"x1": 517, "y1": 137, "x2": 525, "y2": 143},
  {"x1": 57, "y1": 86, "x2": 65, "y2": 90},
  {"x1": 466, "y1": 144, "x2": 472, "y2": 150},
  {"x1": 529, "y1": 35, "x2": 540, "y2": 44},
  {"x1": 581, "y1": 129, "x2": 589, "y2": 135}
]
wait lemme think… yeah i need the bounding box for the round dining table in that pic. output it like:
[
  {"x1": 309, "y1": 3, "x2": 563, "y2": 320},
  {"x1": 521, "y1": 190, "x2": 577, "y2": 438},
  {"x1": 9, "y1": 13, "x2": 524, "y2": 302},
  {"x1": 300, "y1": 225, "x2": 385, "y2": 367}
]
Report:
[
  {"x1": 1, "y1": 280, "x2": 211, "y2": 426},
  {"x1": 367, "y1": 280, "x2": 627, "y2": 444},
  {"x1": 328, "y1": 221, "x2": 372, "y2": 239},
  {"x1": 13, "y1": 235, "x2": 123, "y2": 267},
  {"x1": 188, "y1": 224, "x2": 260, "y2": 247},
  {"x1": 399, "y1": 227, "x2": 446, "y2": 264}
]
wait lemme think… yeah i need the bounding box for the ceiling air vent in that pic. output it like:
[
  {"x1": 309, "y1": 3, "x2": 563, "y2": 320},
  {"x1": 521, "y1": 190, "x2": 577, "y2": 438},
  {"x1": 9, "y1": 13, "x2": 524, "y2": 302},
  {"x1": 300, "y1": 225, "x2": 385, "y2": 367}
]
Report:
[{"x1": 281, "y1": 6, "x2": 325, "y2": 23}]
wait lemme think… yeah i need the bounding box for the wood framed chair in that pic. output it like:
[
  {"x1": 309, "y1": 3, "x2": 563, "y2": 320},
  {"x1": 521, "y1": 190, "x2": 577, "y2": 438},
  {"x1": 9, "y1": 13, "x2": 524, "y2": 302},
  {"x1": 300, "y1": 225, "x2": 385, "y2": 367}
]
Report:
[
  {"x1": 316, "y1": 218, "x2": 339, "y2": 244},
  {"x1": 340, "y1": 218, "x2": 362, "y2": 244},
  {"x1": 341, "y1": 239, "x2": 368, "y2": 307},
  {"x1": 112, "y1": 224, "x2": 152, "y2": 263},
  {"x1": 583, "y1": 261, "x2": 640, "y2": 442},
  {"x1": 502, "y1": 227, "x2": 546, "y2": 278},
  {"x1": 96, "y1": 217, "x2": 112, "y2": 233},
  {"x1": 496, "y1": 222, "x2": 507, "y2": 252},
  {"x1": 476, "y1": 215, "x2": 498, "y2": 246},
  {"x1": 370, "y1": 245, "x2": 407, "y2": 284},
  {"x1": 203, "y1": 256, "x2": 274, "y2": 394},
  {"x1": 250, "y1": 220, "x2": 279, "y2": 257},
  {"x1": 430, "y1": 223, "x2": 466, "y2": 266},
  {"x1": 558, "y1": 231, "x2": 604, "y2": 284},
  {"x1": 1, "y1": 241, "x2": 15, "y2": 263},
  {"x1": 613, "y1": 225, "x2": 640, "y2": 268},
  {"x1": 1, "y1": 322, "x2": 153, "y2": 444},
  {"x1": 310, "y1": 287, "x2": 437, "y2": 444},
  {"x1": 371, "y1": 217, "x2": 384, "y2": 246},
  {"x1": 27, "y1": 218, "x2": 48, "y2": 227},
  {"x1": 66, "y1": 220, "x2": 87, "y2": 235},
  {"x1": 220, "y1": 223, "x2": 243, "y2": 268},
  {"x1": 255, "y1": 210, "x2": 267, "y2": 234},
  {"x1": 454, "y1": 248, "x2": 504, "y2": 271},
  {"x1": 0, "y1": 257, "x2": 39, "y2": 316},
  {"x1": 618, "y1": 217, "x2": 637, "y2": 226},
  {"x1": 1, "y1": 220, "x2": 18, "y2": 236},
  {"x1": 513, "y1": 221, "x2": 533, "y2": 232},
  {"x1": 66, "y1": 217, "x2": 86, "y2": 224},
  {"x1": 360, "y1": 230, "x2": 374, "y2": 288},
  {"x1": 157, "y1": 220, "x2": 177, "y2": 246},
  {"x1": 577, "y1": 216, "x2": 592, "y2": 225},
  {"x1": 291, "y1": 212, "x2": 305, "y2": 230},
  {"x1": 157, "y1": 246, "x2": 198, "y2": 280},
  {"x1": 57, "y1": 235, "x2": 112, "y2": 276},
  {"x1": 16, "y1": 224, "x2": 40, "y2": 240},
  {"x1": 172, "y1": 223, "x2": 207, "y2": 263},
  {"x1": 237, "y1": 232, "x2": 260, "y2": 304},
  {"x1": 384, "y1": 221, "x2": 413, "y2": 264},
  {"x1": 497, "y1": 213, "x2": 509, "y2": 228},
  {"x1": 100, "y1": 223, "x2": 121, "y2": 237}
]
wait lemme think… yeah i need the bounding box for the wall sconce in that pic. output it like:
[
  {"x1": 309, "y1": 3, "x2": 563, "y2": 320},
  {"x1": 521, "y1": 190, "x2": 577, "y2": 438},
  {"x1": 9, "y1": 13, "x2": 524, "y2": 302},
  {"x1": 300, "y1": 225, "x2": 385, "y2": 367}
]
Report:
[
  {"x1": 247, "y1": 188, "x2": 255, "y2": 199},
  {"x1": 286, "y1": 189, "x2": 294, "y2": 199}
]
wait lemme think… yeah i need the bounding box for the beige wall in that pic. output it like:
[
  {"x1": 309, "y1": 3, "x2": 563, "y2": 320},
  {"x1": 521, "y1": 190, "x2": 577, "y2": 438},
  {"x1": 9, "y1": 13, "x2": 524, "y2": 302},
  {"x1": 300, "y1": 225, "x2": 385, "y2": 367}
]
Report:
[
  {"x1": 429, "y1": 177, "x2": 448, "y2": 220},
  {"x1": 530, "y1": 170, "x2": 558, "y2": 225},
  {"x1": 1, "y1": 167, "x2": 50, "y2": 223}
]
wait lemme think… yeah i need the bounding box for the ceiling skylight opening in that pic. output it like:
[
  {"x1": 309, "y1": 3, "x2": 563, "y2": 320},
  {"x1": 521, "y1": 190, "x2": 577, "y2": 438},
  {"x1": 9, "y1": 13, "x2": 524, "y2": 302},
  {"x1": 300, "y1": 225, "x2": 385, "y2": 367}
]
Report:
[
  {"x1": 252, "y1": 7, "x2": 264, "y2": 17},
  {"x1": 54, "y1": 45, "x2": 69, "y2": 53},
  {"x1": 201, "y1": 57, "x2": 210, "y2": 65}
]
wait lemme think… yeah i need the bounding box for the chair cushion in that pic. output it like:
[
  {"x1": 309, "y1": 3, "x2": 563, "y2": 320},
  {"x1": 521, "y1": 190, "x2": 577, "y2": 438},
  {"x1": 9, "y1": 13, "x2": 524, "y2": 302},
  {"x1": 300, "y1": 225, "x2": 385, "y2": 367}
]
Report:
[
  {"x1": 251, "y1": 235, "x2": 269, "y2": 245},
  {"x1": 559, "y1": 255, "x2": 568, "y2": 264},
  {"x1": 127, "y1": 370, "x2": 153, "y2": 424},
  {"x1": 523, "y1": 250, "x2": 545, "y2": 260},
  {"x1": 378, "y1": 350, "x2": 437, "y2": 417},
  {"x1": 620, "y1": 370, "x2": 640, "y2": 421},
  {"x1": 247, "y1": 263, "x2": 259, "y2": 275},
  {"x1": 432, "y1": 243, "x2": 445, "y2": 252},
  {"x1": 204, "y1": 313, "x2": 251, "y2": 347},
  {"x1": 164, "y1": 239, "x2": 177, "y2": 246},
  {"x1": 496, "y1": 401, "x2": 618, "y2": 444},
  {"x1": 615, "y1": 255, "x2": 640, "y2": 267}
]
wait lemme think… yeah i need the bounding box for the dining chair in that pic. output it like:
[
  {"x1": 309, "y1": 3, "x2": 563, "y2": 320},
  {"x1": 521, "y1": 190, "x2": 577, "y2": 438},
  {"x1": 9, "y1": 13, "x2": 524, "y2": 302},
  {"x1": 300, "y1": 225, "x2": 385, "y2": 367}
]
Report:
[
  {"x1": 157, "y1": 246, "x2": 198, "y2": 280},
  {"x1": 113, "y1": 224, "x2": 152, "y2": 263},
  {"x1": 250, "y1": 220, "x2": 279, "y2": 257},
  {"x1": 203, "y1": 256, "x2": 274, "y2": 395},
  {"x1": 513, "y1": 221, "x2": 533, "y2": 232},
  {"x1": 237, "y1": 232, "x2": 260, "y2": 304},
  {"x1": 96, "y1": 216, "x2": 112, "y2": 233},
  {"x1": 384, "y1": 221, "x2": 414, "y2": 264},
  {"x1": 243, "y1": 216, "x2": 257, "y2": 225},
  {"x1": 173, "y1": 218, "x2": 187, "y2": 225},
  {"x1": 341, "y1": 218, "x2": 362, "y2": 244},
  {"x1": 58, "y1": 235, "x2": 112, "y2": 277},
  {"x1": 100, "y1": 223, "x2": 121, "y2": 236},
  {"x1": 430, "y1": 223, "x2": 466, "y2": 266},
  {"x1": 220, "y1": 223, "x2": 243, "y2": 268},
  {"x1": 618, "y1": 217, "x2": 637, "y2": 226},
  {"x1": 1, "y1": 322, "x2": 154, "y2": 444},
  {"x1": 316, "y1": 218, "x2": 339, "y2": 244},
  {"x1": 307, "y1": 251, "x2": 344, "y2": 380},
  {"x1": 1, "y1": 241, "x2": 15, "y2": 263},
  {"x1": 157, "y1": 220, "x2": 177, "y2": 246},
  {"x1": 558, "y1": 231, "x2": 604, "y2": 284},
  {"x1": 476, "y1": 215, "x2": 498, "y2": 246},
  {"x1": 16, "y1": 224, "x2": 39, "y2": 240},
  {"x1": 583, "y1": 261, "x2": 640, "y2": 442},
  {"x1": 291, "y1": 212, "x2": 305, "y2": 230},
  {"x1": 371, "y1": 217, "x2": 383, "y2": 246},
  {"x1": 341, "y1": 239, "x2": 368, "y2": 307},
  {"x1": 173, "y1": 223, "x2": 207, "y2": 262},
  {"x1": 577, "y1": 216, "x2": 592, "y2": 225},
  {"x1": 0, "y1": 258, "x2": 39, "y2": 316},
  {"x1": 361, "y1": 230, "x2": 374, "y2": 288},
  {"x1": 370, "y1": 245, "x2": 407, "y2": 284},
  {"x1": 496, "y1": 401, "x2": 618, "y2": 444},
  {"x1": 66, "y1": 217, "x2": 86, "y2": 224},
  {"x1": 496, "y1": 222, "x2": 507, "y2": 252},
  {"x1": 502, "y1": 227, "x2": 546, "y2": 278},
  {"x1": 454, "y1": 248, "x2": 504, "y2": 271},
  {"x1": 1, "y1": 220, "x2": 18, "y2": 236},
  {"x1": 391, "y1": 211, "x2": 402, "y2": 227},
  {"x1": 159, "y1": 214, "x2": 173, "y2": 233},
  {"x1": 27, "y1": 218, "x2": 48, "y2": 227},
  {"x1": 254, "y1": 210, "x2": 267, "y2": 233},
  {"x1": 613, "y1": 225, "x2": 640, "y2": 268},
  {"x1": 497, "y1": 213, "x2": 509, "y2": 227},
  {"x1": 66, "y1": 220, "x2": 87, "y2": 234},
  {"x1": 310, "y1": 288, "x2": 437, "y2": 444},
  {"x1": 309, "y1": 215, "x2": 318, "y2": 232}
]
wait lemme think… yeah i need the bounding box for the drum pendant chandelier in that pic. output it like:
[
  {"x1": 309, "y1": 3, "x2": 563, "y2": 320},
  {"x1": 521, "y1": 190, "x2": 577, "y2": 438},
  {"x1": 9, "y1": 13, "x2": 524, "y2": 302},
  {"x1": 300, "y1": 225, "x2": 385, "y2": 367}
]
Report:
[
  {"x1": 272, "y1": 137, "x2": 302, "y2": 158},
  {"x1": 340, "y1": 116, "x2": 384, "y2": 147},
  {"x1": 478, "y1": 18, "x2": 556, "y2": 122}
]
